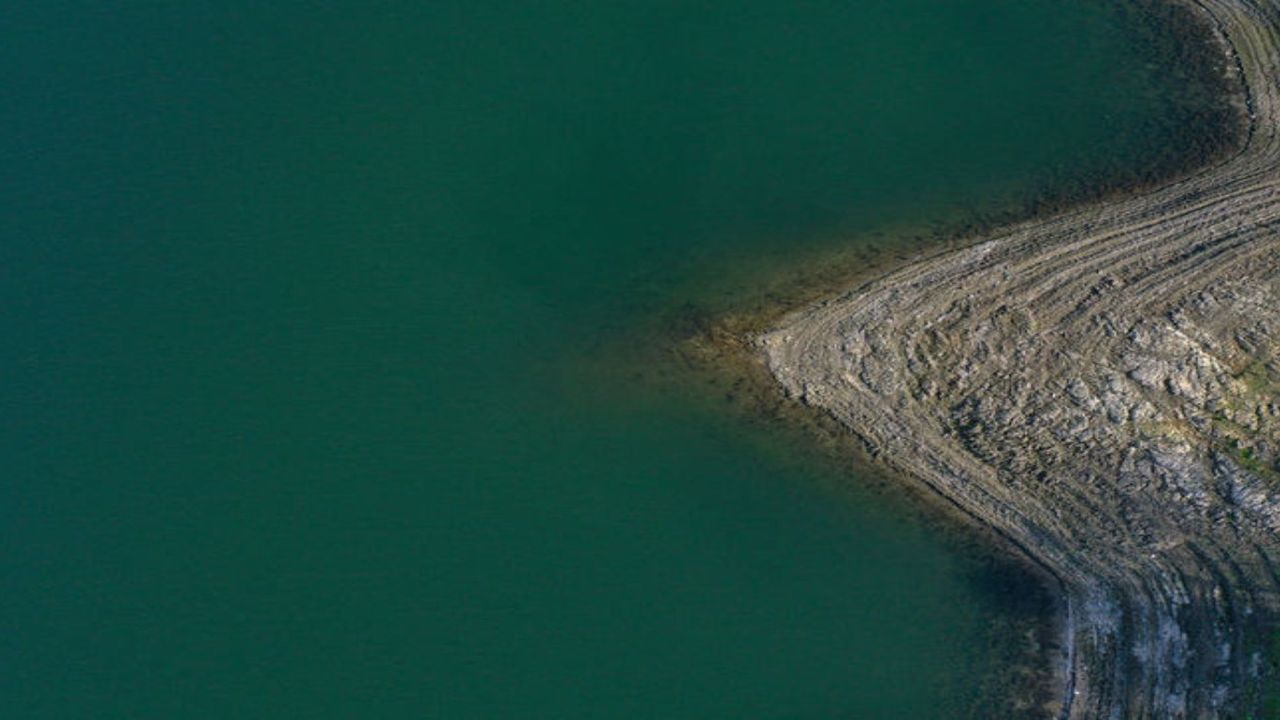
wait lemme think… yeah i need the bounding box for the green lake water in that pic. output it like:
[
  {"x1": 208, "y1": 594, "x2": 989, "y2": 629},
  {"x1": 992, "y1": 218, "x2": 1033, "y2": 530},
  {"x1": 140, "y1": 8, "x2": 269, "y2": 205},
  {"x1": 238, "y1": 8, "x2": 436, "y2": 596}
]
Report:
[{"x1": 1, "y1": 2, "x2": 1225, "y2": 717}]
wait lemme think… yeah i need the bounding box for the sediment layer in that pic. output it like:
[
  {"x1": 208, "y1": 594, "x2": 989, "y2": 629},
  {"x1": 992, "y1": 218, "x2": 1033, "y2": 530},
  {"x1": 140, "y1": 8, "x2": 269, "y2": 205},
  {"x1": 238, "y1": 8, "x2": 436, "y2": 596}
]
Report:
[{"x1": 760, "y1": 1, "x2": 1280, "y2": 716}]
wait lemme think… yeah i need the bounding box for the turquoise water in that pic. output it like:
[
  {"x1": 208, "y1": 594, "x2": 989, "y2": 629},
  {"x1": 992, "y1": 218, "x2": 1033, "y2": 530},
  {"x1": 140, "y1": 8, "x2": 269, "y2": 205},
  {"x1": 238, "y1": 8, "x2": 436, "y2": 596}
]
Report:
[{"x1": 2, "y1": 2, "x2": 1222, "y2": 717}]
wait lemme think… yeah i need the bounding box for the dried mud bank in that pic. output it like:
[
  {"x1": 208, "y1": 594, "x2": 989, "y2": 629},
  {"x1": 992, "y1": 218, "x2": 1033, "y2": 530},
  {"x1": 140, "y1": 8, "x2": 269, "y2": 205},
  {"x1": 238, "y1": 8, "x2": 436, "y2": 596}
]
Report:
[{"x1": 761, "y1": 1, "x2": 1280, "y2": 717}]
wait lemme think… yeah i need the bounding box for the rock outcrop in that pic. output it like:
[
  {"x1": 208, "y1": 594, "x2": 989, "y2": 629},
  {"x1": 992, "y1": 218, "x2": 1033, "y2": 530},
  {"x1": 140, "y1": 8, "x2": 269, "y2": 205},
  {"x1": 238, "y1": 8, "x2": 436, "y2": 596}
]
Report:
[{"x1": 761, "y1": 1, "x2": 1280, "y2": 716}]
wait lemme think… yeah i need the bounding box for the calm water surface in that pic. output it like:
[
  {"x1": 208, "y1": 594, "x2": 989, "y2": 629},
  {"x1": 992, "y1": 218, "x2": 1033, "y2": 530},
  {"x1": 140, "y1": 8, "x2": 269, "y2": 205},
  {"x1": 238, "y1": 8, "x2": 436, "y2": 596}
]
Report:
[{"x1": 2, "y1": 2, "x2": 1216, "y2": 717}]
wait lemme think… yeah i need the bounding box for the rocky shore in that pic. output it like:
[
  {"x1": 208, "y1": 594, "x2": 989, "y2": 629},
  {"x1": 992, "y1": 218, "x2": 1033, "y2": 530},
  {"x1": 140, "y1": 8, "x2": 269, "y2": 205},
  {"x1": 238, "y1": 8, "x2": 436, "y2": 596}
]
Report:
[{"x1": 760, "y1": 0, "x2": 1280, "y2": 716}]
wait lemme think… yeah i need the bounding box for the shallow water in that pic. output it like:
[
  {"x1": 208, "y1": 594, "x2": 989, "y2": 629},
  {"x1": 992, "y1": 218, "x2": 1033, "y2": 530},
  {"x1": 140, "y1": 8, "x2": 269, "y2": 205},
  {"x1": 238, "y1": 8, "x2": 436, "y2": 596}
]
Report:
[{"x1": 0, "y1": 1, "x2": 1226, "y2": 717}]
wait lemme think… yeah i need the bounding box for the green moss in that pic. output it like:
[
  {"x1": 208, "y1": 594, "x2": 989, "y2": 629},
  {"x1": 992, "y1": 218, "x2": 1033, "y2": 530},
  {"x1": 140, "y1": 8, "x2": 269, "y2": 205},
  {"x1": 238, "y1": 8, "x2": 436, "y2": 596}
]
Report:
[
  {"x1": 1233, "y1": 443, "x2": 1274, "y2": 477},
  {"x1": 1205, "y1": 426, "x2": 1280, "y2": 484},
  {"x1": 1238, "y1": 360, "x2": 1279, "y2": 397}
]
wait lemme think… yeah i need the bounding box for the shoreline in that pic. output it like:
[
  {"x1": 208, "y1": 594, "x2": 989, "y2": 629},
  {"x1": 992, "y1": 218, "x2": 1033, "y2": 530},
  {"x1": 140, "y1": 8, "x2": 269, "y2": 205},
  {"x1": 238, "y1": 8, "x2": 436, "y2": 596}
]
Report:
[
  {"x1": 752, "y1": 0, "x2": 1280, "y2": 716},
  {"x1": 667, "y1": 0, "x2": 1277, "y2": 716},
  {"x1": 662, "y1": 0, "x2": 1246, "y2": 344}
]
